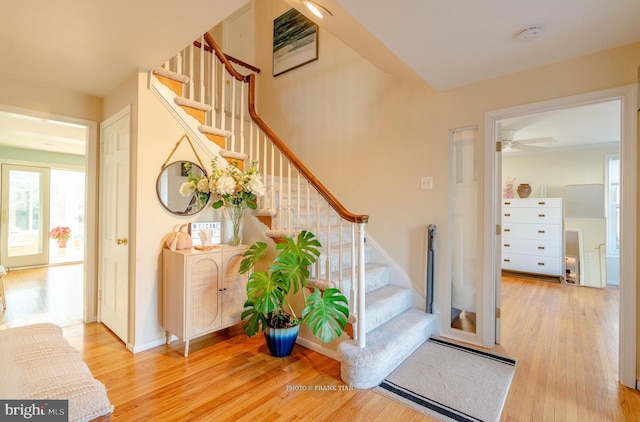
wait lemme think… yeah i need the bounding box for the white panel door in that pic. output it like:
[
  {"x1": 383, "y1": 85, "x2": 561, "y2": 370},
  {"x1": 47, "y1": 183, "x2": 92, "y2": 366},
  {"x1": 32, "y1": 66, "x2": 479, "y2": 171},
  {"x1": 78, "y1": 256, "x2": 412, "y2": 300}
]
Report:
[{"x1": 98, "y1": 107, "x2": 130, "y2": 344}]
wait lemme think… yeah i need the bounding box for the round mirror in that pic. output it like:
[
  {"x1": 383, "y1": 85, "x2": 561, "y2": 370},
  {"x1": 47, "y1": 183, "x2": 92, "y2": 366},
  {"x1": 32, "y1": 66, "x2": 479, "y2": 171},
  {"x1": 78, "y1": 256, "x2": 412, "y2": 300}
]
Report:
[{"x1": 157, "y1": 161, "x2": 209, "y2": 216}]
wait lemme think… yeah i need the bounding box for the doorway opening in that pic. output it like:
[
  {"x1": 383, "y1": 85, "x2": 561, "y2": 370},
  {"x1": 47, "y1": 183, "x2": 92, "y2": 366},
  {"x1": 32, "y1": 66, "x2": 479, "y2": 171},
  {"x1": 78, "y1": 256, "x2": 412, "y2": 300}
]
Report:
[
  {"x1": 0, "y1": 105, "x2": 96, "y2": 324},
  {"x1": 484, "y1": 85, "x2": 637, "y2": 388}
]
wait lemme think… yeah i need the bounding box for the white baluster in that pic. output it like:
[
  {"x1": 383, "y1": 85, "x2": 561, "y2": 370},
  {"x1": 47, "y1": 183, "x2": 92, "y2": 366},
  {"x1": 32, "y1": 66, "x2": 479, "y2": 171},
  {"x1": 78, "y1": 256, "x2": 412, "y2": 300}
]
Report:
[
  {"x1": 176, "y1": 50, "x2": 182, "y2": 75},
  {"x1": 325, "y1": 203, "x2": 331, "y2": 283},
  {"x1": 315, "y1": 191, "x2": 320, "y2": 246},
  {"x1": 296, "y1": 174, "x2": 301, "y2": 230},
  {"x1": 306, "y1": 183, "x2": 310, "y2": 228},
  {"x1": 188, "y1": 43, "x2": 194, "y2": 100},
  {"x1": 249, "y1": 121, "x2": 254, "y2": 163},
  {"x1": 286, "y1": 163, "x2": 292, "y2": 230},
  {"x1": 350, "y1": 225, "x2": 356, "y2": 327},
  {"x1": 338, "y1": 218, "x2": 343, "y2": 291},
  {"x1": 267, "y1": 136, "x2": 272, "y2": 210},
  {"x1": 220, "y1": 73, "x2": 226, "y2": 131},
  {"x1": 199, "y1": 36, "x2": 205, "y2": 103},
  {"x1": 278, "y1": 153, "x2": 283, "y2": 229},
  {"x1": 211, "y1": 54, "x2": 220, "y2": 123},
  {"x1": 357, "y1": 223, "x2": 366, "y2": 347},
  {"x1": 230, "y1": 78, "x2": 236, "y2": 151},
  {"x1": 240, "y1": 83, "x2": 245, "y2": 155}
]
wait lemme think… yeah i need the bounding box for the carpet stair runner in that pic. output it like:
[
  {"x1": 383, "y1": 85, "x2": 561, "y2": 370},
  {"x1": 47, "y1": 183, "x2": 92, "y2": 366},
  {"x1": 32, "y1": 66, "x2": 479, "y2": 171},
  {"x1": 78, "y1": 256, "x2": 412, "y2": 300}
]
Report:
[
  {"x1": 264, "y1": 181, "x2": 439, "y2": 389},
  {"x1": 150, "y1": 66, "x2": 438, "y2": 390}
]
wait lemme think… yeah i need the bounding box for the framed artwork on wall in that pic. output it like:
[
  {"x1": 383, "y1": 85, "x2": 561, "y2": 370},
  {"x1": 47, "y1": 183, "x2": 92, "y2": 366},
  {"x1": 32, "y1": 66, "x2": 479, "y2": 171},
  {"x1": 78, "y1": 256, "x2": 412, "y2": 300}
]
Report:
[{"x1": 273, "y1": 8, "x2": 318, "y2": 76}]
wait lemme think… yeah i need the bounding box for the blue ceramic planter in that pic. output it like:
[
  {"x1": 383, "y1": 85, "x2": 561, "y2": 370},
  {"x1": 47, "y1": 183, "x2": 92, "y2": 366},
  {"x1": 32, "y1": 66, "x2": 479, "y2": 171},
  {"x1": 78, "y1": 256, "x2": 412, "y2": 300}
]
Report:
[{"x1": 264, "y1": 325, "x2": 300, "y2": 357}]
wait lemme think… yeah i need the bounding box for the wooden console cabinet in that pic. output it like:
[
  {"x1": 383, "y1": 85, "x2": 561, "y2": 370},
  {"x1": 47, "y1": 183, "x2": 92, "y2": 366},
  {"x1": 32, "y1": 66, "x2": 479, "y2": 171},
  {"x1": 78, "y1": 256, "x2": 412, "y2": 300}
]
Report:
[
  {"x1": 501, "y1": 198, "x2": 563, "y2": 277},
  {"x1": 162, "y1": 245, "x2": 248, "y2": 356}
]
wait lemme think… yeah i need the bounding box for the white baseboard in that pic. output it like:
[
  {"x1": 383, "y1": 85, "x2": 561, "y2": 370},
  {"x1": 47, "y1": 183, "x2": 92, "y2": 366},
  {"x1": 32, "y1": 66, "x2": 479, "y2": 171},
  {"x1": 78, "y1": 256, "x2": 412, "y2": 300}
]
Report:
[
  {"x1": 128, "y1": 337, "x2": 167, "y2": 354},
  {"x1": 296, "y1": 336, "x2": 340, "y2": 361}
]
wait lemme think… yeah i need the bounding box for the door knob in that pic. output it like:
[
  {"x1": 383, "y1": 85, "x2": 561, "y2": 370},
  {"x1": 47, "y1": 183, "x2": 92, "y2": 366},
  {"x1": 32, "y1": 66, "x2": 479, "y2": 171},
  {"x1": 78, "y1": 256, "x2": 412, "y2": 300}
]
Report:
[{"x1": 116, "y1": 237, "x2": 128, "y2": 245}]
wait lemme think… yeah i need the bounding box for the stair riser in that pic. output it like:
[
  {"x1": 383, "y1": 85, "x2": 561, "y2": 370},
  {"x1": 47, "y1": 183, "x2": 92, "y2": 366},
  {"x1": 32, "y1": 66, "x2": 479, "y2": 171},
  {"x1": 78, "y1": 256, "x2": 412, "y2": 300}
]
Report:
[
  {"x1": 271, "y1": 210, "x2": 344, "y2": 228},
  {"x1": 327, "y1": 265, "x2": 391, "y2": 295},
  {"x1": 339, "y1": 310, "x2": 439, "y2": 389},
  {"x1": 312, "y1": 247, "x2": 373, "y2": 278},
  {"x1": 315, "y1": 227, "x2": 357, "y2": 247},
  {"x1": 365, "y1": 288, "x2": 413, "y2": 333}
]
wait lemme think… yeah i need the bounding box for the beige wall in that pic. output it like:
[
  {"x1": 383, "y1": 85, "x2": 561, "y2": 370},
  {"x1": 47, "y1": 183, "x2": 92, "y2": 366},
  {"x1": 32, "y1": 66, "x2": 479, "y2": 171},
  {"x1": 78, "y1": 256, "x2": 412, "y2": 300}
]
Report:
[
  {"x1": 103, "y1": 71, "x2": 224, "y2": 349},
  {"x1": 255, "y1": 1, "x2": 640, "y2": 305},
  {"x1": 502, "y1": 146, "x2": 619, "y2": 199},
  {"x1": 0, "y1": 76, "x2": 102, "y2": 121}
]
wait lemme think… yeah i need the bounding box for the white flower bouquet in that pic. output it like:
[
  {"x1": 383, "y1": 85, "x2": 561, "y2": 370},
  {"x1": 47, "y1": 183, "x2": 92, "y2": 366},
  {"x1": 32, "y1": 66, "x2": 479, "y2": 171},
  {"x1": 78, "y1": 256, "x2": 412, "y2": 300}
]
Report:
[{"x1": 180, "y1": 160, "x2": 265, "y2": 210}]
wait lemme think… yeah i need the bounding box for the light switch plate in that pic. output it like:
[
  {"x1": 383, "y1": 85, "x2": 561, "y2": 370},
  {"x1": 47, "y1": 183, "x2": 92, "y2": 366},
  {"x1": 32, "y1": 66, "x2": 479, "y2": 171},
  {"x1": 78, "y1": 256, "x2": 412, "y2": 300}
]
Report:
[{"x1": 421, "y1": 176, "x2": 433, "y2": 190}]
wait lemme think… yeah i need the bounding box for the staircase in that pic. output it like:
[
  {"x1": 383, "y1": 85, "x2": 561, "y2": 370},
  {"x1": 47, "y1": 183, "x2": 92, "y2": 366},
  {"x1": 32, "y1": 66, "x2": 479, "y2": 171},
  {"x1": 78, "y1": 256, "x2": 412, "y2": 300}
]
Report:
[{"x1": 149, "y1": 33, "x2": 438, "y2": 389}]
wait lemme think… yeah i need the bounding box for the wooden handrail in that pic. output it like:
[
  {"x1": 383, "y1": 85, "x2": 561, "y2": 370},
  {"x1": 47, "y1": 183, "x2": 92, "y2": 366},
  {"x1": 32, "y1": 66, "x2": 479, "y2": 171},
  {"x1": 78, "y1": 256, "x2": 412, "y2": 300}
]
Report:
[
  {"x1": 193, "y1": 40, "x2": 261, "y2": 74},
  {"x1": 204, "y1": 33, "x2": 250, "y2": 82},
  {"x1": 203, "y1": 33, "x2": 369, "y2": 224}
]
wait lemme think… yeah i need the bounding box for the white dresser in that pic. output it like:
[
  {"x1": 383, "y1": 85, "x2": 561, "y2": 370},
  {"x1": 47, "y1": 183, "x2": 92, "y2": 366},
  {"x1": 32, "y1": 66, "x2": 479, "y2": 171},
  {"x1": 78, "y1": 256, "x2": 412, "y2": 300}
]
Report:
[
  {"x1": 501, "y1": 198, "x2": 563, "y2": 277},
  {"x1": 162, "y1": 245, "x2": 248, "y2": 356}
]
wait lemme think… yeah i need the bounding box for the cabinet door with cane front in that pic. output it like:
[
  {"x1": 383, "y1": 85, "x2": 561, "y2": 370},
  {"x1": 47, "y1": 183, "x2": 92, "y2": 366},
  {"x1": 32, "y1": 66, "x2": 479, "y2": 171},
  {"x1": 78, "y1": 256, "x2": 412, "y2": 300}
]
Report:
[
  {"x1": 185, "y1": 253, "x2": 222, "y2": 337},
  {"x1": 221, "y1": 247, "x2": 249, "y2": 327}
]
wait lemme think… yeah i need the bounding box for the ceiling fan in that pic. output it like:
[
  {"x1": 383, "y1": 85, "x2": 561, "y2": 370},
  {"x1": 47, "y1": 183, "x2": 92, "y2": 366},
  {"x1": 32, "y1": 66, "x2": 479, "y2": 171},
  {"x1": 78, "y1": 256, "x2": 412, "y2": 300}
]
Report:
[{"x1": 501, "y1": 129, "x2": 556, "y2": 152}]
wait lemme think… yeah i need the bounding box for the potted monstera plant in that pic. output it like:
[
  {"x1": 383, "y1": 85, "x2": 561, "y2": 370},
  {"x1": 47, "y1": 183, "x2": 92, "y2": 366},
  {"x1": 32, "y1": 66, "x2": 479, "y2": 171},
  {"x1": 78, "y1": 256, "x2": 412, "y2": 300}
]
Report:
[{"x1": 238, "y1": 230, "x2": 349, "y2": 357}]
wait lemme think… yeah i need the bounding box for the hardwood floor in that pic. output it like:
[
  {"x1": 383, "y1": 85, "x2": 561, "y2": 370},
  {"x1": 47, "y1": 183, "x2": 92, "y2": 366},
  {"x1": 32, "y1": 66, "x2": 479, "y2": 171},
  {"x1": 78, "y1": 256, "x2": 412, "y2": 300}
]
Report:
[
  {"x1": 2, "y1": 266, "x2": 640, "y2": 421},
  {"x1": 496, "y1": 273, "x2": 640, "y2": 421}
]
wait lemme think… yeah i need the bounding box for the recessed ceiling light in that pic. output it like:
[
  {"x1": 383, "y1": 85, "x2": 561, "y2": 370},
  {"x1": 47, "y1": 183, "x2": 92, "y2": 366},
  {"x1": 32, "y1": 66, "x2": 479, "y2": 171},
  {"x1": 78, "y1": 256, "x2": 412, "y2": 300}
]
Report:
[
  {"x1": 516, "y1": 26, "x2": 542, "y2": 41},
  {"x1": 303, "y1": 1, "x2": 333, "y2": 18}
]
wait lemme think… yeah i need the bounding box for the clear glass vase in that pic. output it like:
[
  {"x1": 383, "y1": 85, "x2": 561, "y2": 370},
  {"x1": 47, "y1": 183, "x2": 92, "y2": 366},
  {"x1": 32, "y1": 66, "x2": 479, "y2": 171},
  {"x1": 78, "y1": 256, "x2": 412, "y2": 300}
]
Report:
[{"x1": 225, "y1": 205, "x2": 244, "y2": 246}]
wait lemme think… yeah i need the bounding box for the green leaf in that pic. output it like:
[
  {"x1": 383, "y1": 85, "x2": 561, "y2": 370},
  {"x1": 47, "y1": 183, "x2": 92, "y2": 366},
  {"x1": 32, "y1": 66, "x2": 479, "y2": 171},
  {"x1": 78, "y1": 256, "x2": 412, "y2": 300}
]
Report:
[
  {"x1": 245, "y1": 271, "x2": 289, "y2": 314},
  {"x1": 302, "y1": 288, "x2": 350, "y2": 343},
  {"x1": 241, "y1": 302, "x2": 267, "y2": 337},
  {"x1": 239, "y1": 242, "x2": 267, "y2": 274},
  {"x1": 212, "y1": 199, "x2": 224, "y2": 209},
  {"x1": 272, "y1": 231, "x2": 321, "y2": 293}
]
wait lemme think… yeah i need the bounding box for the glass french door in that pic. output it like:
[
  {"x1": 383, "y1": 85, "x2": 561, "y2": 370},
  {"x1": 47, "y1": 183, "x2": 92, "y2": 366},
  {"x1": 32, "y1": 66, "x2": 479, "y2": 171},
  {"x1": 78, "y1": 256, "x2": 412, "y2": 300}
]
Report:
[{"x1": 1, "y1": 164, "x2": 50, "y2": 268}]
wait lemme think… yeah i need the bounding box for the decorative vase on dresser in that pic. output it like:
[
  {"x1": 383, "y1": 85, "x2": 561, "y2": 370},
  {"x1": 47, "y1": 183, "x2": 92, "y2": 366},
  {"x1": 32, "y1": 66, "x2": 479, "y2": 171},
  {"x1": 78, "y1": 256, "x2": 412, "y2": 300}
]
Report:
[
  {"x1": 517, "y1": 183, "x2": 532, "y2": 198},
  {"x1": 501, "y1": 198, "x2": 563, "y2": 277},
  {"x1": 162, "y1": 244, "x2": 249, "y2": 356}
]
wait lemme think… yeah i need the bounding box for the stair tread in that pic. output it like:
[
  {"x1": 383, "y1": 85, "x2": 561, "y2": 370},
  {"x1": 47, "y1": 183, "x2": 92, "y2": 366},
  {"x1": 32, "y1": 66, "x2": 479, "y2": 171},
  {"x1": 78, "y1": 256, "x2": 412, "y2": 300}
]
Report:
[
  {"x1": 309, "y1": 263, "x2": 390, "y2": 290},
  {"x1": 365, "y1": 284, "x2": 411, "y2": 305},
  {"x1": 153, "y1": 67, "x2": 190, "y2": 84},
  {"x1": 174, "y1": 96, "x2": 212, "y2": 112},
  {"x1": 198, "y1": 124, "x2": 232, "y2": 138},
  {"x1": 364, "y1": 285, "x2": 413, "y2": 333},
  {"x1": 340, "y1": 308, "x2": 436, "y2": 360},
  {"x1": 338, "y1": 308, "x2": 438, "y2": 389},
  {"x1": 219, "y1": 150, "x2": 248, "y2": 160}
]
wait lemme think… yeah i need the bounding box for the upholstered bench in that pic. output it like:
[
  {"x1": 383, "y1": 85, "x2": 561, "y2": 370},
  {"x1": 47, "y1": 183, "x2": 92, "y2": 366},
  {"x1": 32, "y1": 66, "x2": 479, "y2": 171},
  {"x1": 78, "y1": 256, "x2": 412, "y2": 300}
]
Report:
[{"x1": 0, "y1": 323, "x2": 113, "y2": 421}]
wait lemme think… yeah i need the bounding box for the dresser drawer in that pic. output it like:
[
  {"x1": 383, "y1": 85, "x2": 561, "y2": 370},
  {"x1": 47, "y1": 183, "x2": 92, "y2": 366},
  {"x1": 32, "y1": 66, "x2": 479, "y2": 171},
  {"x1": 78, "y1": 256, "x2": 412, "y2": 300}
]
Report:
[
  {"x1": 501, "y1": 238, "x2": 560, "y2": 257},
  {"x1": 501, "y1": 207, "x2": 562, "y2": 224},
  {"x1": 502, "y1": 223, "x2": 561, "y2": 240},
  {"x1": 501, "y1": 253, "x2": 562, "y2": 276},
  {"x1": 502, "y1": 198, "x2": 562, "y2": 208}
]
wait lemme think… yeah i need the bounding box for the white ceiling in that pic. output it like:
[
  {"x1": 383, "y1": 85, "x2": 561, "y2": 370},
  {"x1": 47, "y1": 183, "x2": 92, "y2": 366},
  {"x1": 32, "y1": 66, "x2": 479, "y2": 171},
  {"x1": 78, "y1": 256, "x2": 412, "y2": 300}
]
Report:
[
  {"x1": 0, "y1": 111, "x2": 88, "y2": 156},
  {"x1": 328, "y1": 0, "x2": 640, "y2": 91},
  {"x1": 500, "y1": 100, "x2": 621, "y2": 155},
  {"x1": 0, "y1": 0, "x2": 636, "y2": 154},
  {"x1": 0, "y1": 0, "x2": 247, "y2": 98}
]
